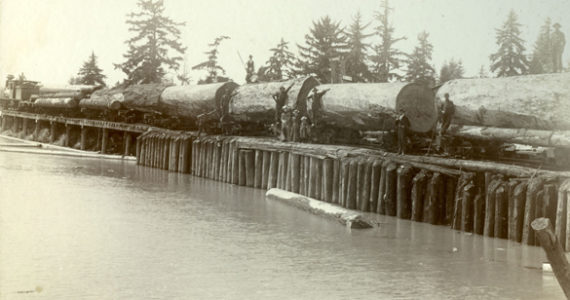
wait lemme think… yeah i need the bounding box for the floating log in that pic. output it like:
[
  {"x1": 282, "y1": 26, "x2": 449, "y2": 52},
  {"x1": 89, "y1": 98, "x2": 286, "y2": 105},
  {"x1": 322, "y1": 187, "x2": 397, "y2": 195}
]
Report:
[
  {"x1": 397, "y1": 165, "x2": 414, "y2": 219},
  {"x1": 448, "y1": 125, "x2": 570, "y2": 148},
  {"x1": 531, "y1": 218, "x2": 570, "y2": 298},
  {"x1": 266, "y1": 188, "x2": 373, "y2": 229},
  {"x1": 436, "y1": 73, "x2": 570, "y2": 130},
  {"x1": 310, "y1": 83, "x2": 437, "y2": 133},
  {"x1": 411, "y1": 170, "x2": 428, "y2": 222}
]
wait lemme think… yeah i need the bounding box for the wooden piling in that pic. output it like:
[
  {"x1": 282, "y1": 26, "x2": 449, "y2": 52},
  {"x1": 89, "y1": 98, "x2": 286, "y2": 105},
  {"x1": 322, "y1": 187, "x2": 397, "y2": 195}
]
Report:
[
  {"x1": 522, "y1": 177, "x2": 545, "y2": 245},
  {"x1": 494, "y1": 185, "x2": 508, "y2": 239},
  {"x1": 238, "y1": 150, "x2": 246, "y2": 186},
  {"x1": 542, "y1": 184, "x2": 558, "y2": 225},
  {"x1": 298, "y1": 155, "x2": 306, "y2": 195},
  {"x1": 511, "y1": 181, "x2": 528, "y2": 242},
  {"x1": 346, "y1": 159, "x2": 359, "y2": 209},
  {"x1": 484, "y1": 177, "x2": 503, "y2": 237},
  {"x1": 267, "y1": 151, "x2": 279, "y2": 189},
  {"x1": 411, "y1": 170, "x2": 428, "y2": 222},
  {"x1": 262, "y1": 151, "x2": 271, "y2": 189},
  {"x1": 277, "y1": 152, "x2": 288, "y2": 189},
  {"x1": 285, "y1": 154, "x2": 293, "y2": 191},
  {"x1": 244, "y1": 150, "x2": 255, "y2": 187},
  {"x1": 340, "y1": 158, "x2": 349, "y2": 207},
  {"x1": 101, "y1": 128, "x2": 109, "y2": 154},
  {"x1": 424, "y1": 172, "x2": 444, "y2": 225},
  {"x1": 332, "y1": 159, "x2": 340, "y2": 205},
  {"x1": 291, "y1": 154, "x2": 301, "y2": 194},
  {"x1": 50, "y1": 122, "x2": 56, "y2": 143},
  {"x1": 556, "y1": 180, "x2": 570, "y2": 251},
  {"x1": 357, "y1": 159, "x2": 372, "y2": 212},
  {"x1": 33, "y1": 120, "x2": 40, "y2": 141},
  {"x1": 376, "y1": 160, "x2": 391, "y2": 215},
  {"x1": 214, "y1": 141, "x2": 222, "y2": 179},
  {"x1": 369, "y1": 159, "x2": 382, "y2": 212},
  {"x1": 384, "y1": 162, "x2": 398, "y2": 216},
  {"x1": 473, "y1": 193, "x2": 485, "y2": 235},
  {"x1": 461, "y1": 182, "x2": 476, "y2": 232},
  {"x1": 302, "y1": 156, "x2": 310, "y2": 196},
  {"x1": 444, "y1": 177, "x2": 457, "y2": 225},
  {"x1": 397, "y1": 164, "x2": 414, "y2": 219},
  {"x1": 322, "y1": 158, "x2": 333, "y2": 203},
  {"x1": 254, "y1": 150, "x2": 263, "y2": 188}
]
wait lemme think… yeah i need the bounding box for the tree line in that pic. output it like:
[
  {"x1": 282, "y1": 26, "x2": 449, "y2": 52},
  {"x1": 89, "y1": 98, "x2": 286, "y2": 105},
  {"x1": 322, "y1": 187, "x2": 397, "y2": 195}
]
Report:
[{"x1": 64, "y1": 0, "x2": 566, "y2": 87}]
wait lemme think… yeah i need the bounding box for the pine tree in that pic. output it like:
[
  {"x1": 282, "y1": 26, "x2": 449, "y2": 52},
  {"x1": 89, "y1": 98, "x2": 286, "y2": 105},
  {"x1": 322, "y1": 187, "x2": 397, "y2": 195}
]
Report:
[
  {"x1": 266, "y1": 38, "x2": 296, "y2": 81},
  {"x1": 114, "y1": 0, "x2": 186, "y2": 84},
  {"x1": 192, "y1": 36, "x2": 231, "y2": 84},
  {"x1": 489, "y1": 10, "x2": 528, "y2": 77},
  {"x1": 344, "y1": 12, "x2": 374, "y2": 82},
  {"x1": 76, "y1": 52, "x2": 106, "y2": 85},
  {"x1": 478, "y1": 65, "x2": 489, "y2": 78},
  {"x1": 530, "y1": 17, "x2": 554, "y2": 74},
  {"x1": 296, "y1": 16, "x2": 348, "y2": 83},
  {"x1": 370, "y1": 0, "x2": 407, "y2": 82},
  {"x1": 439, "y1": 59, "x2": 464, "y2": 84},
  {"x1": 405, "y1": 31, "x2": 436, "y2": 85}
]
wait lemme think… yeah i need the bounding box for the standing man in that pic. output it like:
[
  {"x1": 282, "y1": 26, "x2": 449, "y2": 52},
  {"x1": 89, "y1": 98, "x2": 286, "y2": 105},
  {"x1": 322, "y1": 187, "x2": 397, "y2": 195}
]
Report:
[
  {"x1": 307, "y1": 87, "x2": 330, "y2": 126},
  {"x1": 280, "y1": 105, "x2": 291, "y2": 141},
  {"x1": 395, "y1": 109, "x2": 410, "y2": 154},
  {"x1": 552, "y1": 23, "x2": 566, "y2": 73},
  {"x1": 440, "y1": 93, "x2": 455, "y2": 135},
  {"x1": 272, "y1": 82, "x2": 295, "y2": 124},
  {"x1": 246, "y1": 55, "x2": 255, "y2": 83}
]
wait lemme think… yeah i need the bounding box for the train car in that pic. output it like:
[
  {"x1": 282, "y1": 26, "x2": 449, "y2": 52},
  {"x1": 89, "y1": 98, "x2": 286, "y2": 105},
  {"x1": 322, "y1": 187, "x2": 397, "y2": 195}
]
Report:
[{"x1": 0, "y1": 79, "x2": 40, "y2": 110}]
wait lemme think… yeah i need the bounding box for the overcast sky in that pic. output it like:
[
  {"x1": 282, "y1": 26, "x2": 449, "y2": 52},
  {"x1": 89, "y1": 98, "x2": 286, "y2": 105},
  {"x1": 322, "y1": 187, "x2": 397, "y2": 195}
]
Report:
[{"x1": 0, "y1": 0, "x2": 569, "y2": 87}]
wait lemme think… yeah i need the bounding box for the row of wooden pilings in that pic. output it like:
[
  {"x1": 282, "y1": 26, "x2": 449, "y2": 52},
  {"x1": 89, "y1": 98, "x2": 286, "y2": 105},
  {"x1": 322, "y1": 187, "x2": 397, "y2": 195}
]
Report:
[{"x1": 136, "y1": 133, "x2": 570, "y2": 250}]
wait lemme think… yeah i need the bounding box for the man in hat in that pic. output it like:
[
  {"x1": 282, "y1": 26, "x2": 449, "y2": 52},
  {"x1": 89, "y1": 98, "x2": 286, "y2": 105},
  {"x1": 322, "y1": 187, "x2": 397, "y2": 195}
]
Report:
[
  {"x1": 272, "y1": 82, "x2": 295, "y2": 123},
  {"x1": 395, "y1": 108, "x2": 410, "y2": 154},
  {"x1": 440, "y1": 93, "x2": 455, "y2": 135},
  {"x1": 299, "y1": 116, "x2": 311, "y2": 143},
  {"x1": 289, "y1": 109, "x2": 300, "y2": 142},
  {"x1": 245, "y1": 55, "x2": 255, "y2": 83},
  {"x1": 307, "y1": 87, "x2": 330, "y2": 126},
  {"x1": 552, "y1": 23, "x2": 566, "y2": 73},
  {"x1": 280, "y1": 105, "x2": 292, "y2": 141}
]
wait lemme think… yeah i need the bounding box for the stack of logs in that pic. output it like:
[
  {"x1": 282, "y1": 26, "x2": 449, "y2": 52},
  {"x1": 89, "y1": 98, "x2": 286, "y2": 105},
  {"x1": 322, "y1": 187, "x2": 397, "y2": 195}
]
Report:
[{"x1": 136, "y1": 133, "x2": 570, "y2": 249}]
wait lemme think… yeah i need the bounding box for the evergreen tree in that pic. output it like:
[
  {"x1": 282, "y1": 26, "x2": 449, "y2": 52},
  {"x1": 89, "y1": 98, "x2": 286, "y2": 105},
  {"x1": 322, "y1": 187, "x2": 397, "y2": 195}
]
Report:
[
  {"x1": 344, "y1": 12, "x2": 374, "y2": 82},
  {"x1": 114, "y1": 0, "x2": 186, "y2": 84},
  {"x1": 76, "y1": 52, "x2": 106, "y2": 86},
  {"x1": 489, "y1": 10, "x2": 528, "y2": 77},
  {"x1": 192, "y1": 36, "x2": 231, "y2": 84},
  {"x1": 265, "y1": 38, "x2": 296, "y2": 81},
  {"x1": 405, "y1": 31, "x2": 436, "y2": 85},
  {"x1": 530, "y1": 17, "x2": 554, "y2": 74},
  {"x1": 296, "y1": 16, "x2": 348, "y2": 83},
  {"x1": 370, "y1": 0, "x2": 407, "y2": 82},
  {"x1": 478, "y1": 65, "x2": 489, "y2": 78},
  {"x1": 439, "y1": 59, "x2": 464, "y2": 84}
]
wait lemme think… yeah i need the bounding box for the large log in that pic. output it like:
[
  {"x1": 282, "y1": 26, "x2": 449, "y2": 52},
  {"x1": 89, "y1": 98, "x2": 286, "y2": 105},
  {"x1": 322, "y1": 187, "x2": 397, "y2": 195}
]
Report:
[
  {"x1": 33, "y1": 97, "x2": 79, "y2": 109},
  {"x1": 122, "y1": 83, "x2": 170, "y2": 113},
  {"x1": 310, "y1": 82, "x2": 436, "y2": 133},
  {"x1": 436, "y1": 73, "x2": 570, "y2": 130},
  {"x1": 160, "y1": 82, "x2": 239, "y2": 121},
  {"x1": 79, "y1": 88, "x2": 124, "y2": 110},
  {"x1": 229, "y1": 77, "x2": 319, "y2": 122},
  {"x1": 39, "y1": 84, "x2": 99, "y2": 95},
  {"x1": 449, "y1": 125, "x2": 570, "y2": 148}
]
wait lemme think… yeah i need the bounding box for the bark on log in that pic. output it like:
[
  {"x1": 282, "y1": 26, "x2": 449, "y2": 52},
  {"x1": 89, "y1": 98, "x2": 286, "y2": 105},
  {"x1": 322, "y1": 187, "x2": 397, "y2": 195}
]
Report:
[
  {"x1": 122, "y1": 84, "x2": 170, "y2": 113},
  {"x1": 80, "y1": 88, "x2": 124, "y2": 110},
  {"x1": 436, "y1": 73, "x2": 570, "y2": 130}
]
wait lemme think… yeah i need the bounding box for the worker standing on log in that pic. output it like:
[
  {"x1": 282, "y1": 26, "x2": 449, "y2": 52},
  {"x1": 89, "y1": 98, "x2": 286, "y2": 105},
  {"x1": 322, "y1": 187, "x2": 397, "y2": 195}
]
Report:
[
  {"x1": 245, "y1": 55, "x2": 255, "y2": 83},
  {"x1": 396, "y1": 109, "x2": 410, "y2": 154},
  {"x1": 440, "y1": 93, "x2": 455, "y2": 135},
  {"x1": 272, "y1": 82, "x2": 295, "y2": 124},
  {"x1": 307, "y1": 87, "x2": 330, "y2": 126},
  {"x1": 552, "y1": 23, "x2": 566, "y2": 73}
]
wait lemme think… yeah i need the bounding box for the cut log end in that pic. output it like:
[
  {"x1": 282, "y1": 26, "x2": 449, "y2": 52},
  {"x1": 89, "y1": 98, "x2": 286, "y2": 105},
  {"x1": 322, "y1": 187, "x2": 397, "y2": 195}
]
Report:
[{"x1": 531, "y1": 217, "x2": 551, "y2": 232}]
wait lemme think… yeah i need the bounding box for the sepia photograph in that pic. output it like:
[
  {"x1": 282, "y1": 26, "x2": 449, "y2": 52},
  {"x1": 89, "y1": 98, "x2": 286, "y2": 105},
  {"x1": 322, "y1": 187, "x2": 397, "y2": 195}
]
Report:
[{"x1": 1, "y1": 0, "x2": 570, "y2": 298}]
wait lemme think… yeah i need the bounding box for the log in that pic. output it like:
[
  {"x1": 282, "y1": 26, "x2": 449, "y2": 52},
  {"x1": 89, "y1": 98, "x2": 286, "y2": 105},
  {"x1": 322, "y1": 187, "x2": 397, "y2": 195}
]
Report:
[
  {"x1": 531, "y1": 218, "x2": 570, "y2": 298},
  {"x1": 160, "y1": 82, "x2": 238, "y2": 121},
  {"x1": 80, "y1": 88, "x2": 124, "y2": 110},
  {"x1": 122, "y1": 83, "x2": 169, "y2": 113},
  {"x1": 449, "y1": 125, "x2": 570, "y2": 148},
  {"x1": 436, "y1": 73, "x2": 570, "y2": 130},
  {"x1": 310, "y1": 82, "x2": 437, "y2": 133},
  {"x1": 411, "y1": 170, "x2": 428, "y2": 222},
  {"x1": 33, "y1": 97, "x2": 79, "y2": 109},
  {"x1": 397, "y1": 165, "x2": 415, "y2": 219}
]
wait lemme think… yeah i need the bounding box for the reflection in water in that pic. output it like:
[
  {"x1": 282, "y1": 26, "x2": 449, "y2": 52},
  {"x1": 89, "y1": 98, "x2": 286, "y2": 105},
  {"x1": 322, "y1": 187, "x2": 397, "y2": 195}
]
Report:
[{"x1": 0, "y1": 150, "x2": 564, "y2": 299}]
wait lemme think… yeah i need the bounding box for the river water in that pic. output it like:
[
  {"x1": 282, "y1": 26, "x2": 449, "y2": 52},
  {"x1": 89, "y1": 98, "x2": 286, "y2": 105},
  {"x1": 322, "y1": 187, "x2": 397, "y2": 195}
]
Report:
[{"x1": 0, "y1": 144, "x2": 564, "y2": 299}]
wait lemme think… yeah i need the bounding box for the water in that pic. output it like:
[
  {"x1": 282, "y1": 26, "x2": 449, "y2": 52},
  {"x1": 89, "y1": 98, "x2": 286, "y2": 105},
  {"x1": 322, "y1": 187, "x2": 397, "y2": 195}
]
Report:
[{"x1": 0, "y1": 145, "x2": 564, "y2": 299}]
